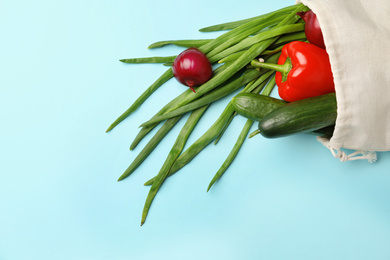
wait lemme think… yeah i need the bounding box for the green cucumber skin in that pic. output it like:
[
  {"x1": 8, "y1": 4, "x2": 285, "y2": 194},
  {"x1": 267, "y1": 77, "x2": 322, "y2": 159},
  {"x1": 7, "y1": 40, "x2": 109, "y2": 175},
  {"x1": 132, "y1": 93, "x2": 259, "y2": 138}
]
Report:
[
  {"x1": 311, "y1": 125, "x2": 335, "y2": 138},
  {"x1": 258, "y1": 93, "x2": 337, "y2": 138},
  {"x1": 231, "y1": 93, "x2": 287, "y2": 121}
]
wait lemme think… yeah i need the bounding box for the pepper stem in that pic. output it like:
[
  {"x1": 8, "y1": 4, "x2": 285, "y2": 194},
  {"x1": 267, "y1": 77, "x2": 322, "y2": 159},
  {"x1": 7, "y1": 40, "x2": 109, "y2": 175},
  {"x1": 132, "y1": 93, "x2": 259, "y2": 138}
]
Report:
[{"x1": 250, "y1": 58, "x2": 292, "y2": 82}]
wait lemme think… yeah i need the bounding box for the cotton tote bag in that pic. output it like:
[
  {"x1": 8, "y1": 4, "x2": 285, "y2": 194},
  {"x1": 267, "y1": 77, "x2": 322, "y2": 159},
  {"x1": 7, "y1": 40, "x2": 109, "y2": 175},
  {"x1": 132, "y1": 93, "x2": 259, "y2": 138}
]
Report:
[{"x1": 296, "y1": 0, "x2": 390, "y2": 162}]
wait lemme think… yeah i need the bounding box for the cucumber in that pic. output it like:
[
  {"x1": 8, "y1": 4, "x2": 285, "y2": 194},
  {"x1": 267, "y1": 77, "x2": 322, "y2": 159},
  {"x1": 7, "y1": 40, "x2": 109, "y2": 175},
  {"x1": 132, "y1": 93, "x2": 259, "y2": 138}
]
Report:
[
  {"x1": 231, "y1": 93, "x2": 287, "y2": 121},
  {"x1": 258, "y1": 92, "x2": 337, "y2": 138}
]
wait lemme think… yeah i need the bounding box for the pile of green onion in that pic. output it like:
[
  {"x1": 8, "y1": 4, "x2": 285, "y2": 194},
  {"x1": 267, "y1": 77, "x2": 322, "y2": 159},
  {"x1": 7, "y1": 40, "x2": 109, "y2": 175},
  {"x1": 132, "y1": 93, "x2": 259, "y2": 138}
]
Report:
[{"x1": 107, "y1": 3, "x2": 309, "y2": 225}]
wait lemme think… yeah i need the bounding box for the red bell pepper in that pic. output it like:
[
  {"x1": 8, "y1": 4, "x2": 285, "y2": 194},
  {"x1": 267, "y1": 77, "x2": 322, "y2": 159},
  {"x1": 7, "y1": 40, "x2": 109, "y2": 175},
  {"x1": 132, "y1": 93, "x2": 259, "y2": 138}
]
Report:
[{"x1": 251, "y1": 41, "x2": 335, "y2": 102}]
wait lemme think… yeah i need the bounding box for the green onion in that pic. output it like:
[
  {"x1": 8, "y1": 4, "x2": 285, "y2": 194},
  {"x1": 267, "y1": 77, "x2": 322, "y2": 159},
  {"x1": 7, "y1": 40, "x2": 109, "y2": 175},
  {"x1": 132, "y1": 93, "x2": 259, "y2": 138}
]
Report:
[
  {"x1": 207, "y1": 76, "x2": 276, "y2": 191},
  {"x1": 141, "y1": 105, "x2": 208, "y2": 226},
  {"x1": 139, "y1": 70, "x2": 272, "y2": 127},
  {"x1": 207, "y1": 119, "x2": 254, "y2": 191},
  {"x1": 118, "y1": 116, "x2": 182, "y2": 181},
  {"x1": 106, "y1": 68, "x2": 173, "y2": 132},
  {"x1": 208, "y1": 23, "x2": 304, "y2": 63},
  {"x1": 198, "y1": 4, "x2": 297, "y2": 32},
  {"x1": 120, "y1": 56, "x2": 176, "y2": 64},
  {"x1": 148, "y1": 39, "x2": 212, "y2": 49}
]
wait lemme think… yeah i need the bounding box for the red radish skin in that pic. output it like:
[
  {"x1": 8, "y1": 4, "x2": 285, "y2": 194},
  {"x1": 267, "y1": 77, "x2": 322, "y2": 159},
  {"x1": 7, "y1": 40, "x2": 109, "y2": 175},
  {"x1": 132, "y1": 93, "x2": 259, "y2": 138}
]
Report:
[
  {"x1": 297, "y1": 10, "x2": 326, "y2": 49},
  {"x1": 172, "y1": 48, "x2": 213, "y2": 93}
]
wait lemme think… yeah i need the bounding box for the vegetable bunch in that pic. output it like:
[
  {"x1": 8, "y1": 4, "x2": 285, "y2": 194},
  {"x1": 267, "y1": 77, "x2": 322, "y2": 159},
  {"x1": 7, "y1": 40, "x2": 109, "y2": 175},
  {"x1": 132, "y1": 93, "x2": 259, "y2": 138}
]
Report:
[{"x1": 107, "y1": 4, "x2": 311, "y2": 225}]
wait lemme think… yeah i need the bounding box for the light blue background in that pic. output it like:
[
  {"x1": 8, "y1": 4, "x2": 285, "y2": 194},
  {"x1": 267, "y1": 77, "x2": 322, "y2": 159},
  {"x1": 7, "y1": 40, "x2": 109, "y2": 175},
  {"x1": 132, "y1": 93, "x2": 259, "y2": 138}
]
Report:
[{"x1": 2, "y1": 0, "x2": 390, "y2": 259}]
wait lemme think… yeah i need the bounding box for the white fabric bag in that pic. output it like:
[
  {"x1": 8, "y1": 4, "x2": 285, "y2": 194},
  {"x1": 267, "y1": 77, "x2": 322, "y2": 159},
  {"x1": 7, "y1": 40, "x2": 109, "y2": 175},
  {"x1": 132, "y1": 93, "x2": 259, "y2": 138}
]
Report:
[{"x1": 296, "y1": 0, "x2": 390, "y2": 162}]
